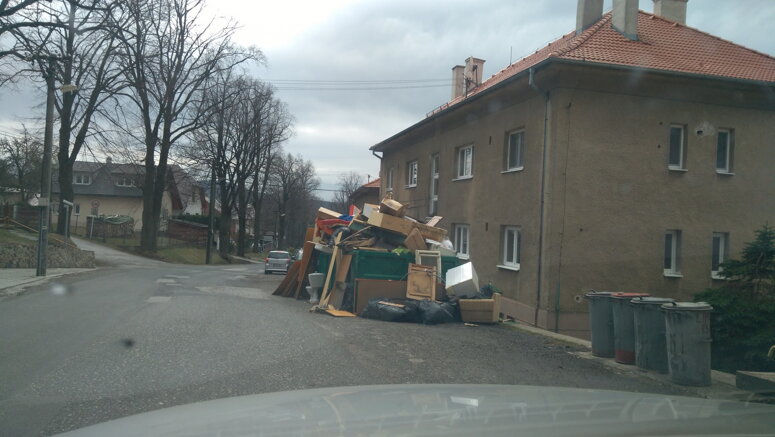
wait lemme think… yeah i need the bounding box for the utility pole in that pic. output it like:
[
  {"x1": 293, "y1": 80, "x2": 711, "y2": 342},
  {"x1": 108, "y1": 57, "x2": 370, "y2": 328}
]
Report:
[
  {"x1": 36, "y1": 60, "x2": 56, "y2": 277},
  {"x1": 205, "y1": 164, "x2": 216, "y2": 264}
]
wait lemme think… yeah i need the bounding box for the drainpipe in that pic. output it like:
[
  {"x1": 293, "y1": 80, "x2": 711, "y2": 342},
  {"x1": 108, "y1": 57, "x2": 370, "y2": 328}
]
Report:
[{"x1": 529, "y1": 67, "x2": 550, "y2": 328}]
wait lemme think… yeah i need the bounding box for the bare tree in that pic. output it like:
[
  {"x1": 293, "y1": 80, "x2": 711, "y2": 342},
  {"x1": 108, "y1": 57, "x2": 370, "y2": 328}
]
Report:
[
  {"x1": 13, "y1": 0, "x2": 126, "y2": 234},
  {"x1": 270, "y1": 153, "x2": 319, "y2": 248},
  {"x1": 0, "y1": 126, "x2": 42, "y2": 201},
  {"x1": 331, "y1": 171, "x2": 365, "y2": 213},
  {"x1": 110, "y1": 0, "x2": 260, "y2": 252},
  {"x1": 250, "y1": 96, "x2": 292, "y2": 252}
]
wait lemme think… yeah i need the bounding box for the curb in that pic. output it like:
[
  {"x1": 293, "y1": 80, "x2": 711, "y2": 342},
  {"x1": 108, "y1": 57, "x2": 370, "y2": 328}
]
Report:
[
  {"x1": 502, "y1": 320, "x2": 747, "y2": 400},
  {"x1": 0, "y1": 268, "x2": 97, "y2": 299}
]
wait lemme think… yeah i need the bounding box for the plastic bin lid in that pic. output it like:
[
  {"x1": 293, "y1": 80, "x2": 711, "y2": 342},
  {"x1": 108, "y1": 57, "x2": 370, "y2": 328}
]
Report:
[
  {"x1": 630, "y1": 296, "x2": 675, "y2": 305},
  {"x1": 661, "y1": 302, "x2": 713, "y2": 311},
  {"x1": 610, "y1": 292, "x2": 650, "y2": 299}
]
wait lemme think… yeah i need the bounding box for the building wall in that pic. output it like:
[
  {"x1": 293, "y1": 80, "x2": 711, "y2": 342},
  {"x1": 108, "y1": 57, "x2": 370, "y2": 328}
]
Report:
[
  {"x1": 543, "y1": 71, "x2": 775, "y2": 335},
  {"x1": 380, "y1": 63, "x2": 775, "y2": 337},
  {"x1": 54, "y1": 192, "x2": 173, "y2": 231}
]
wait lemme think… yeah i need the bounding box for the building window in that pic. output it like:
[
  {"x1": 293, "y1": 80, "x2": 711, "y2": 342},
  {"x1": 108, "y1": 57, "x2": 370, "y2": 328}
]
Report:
[
  {"x1": 668, "y1": 125, "x2": 686, "y2": 170},
  {"x1": 454, "y1": 224, "x2": 470, "y2": 259},
  {"x1": 115, "y1": 177, "x2": 134, "y2": 187},
  {"x1": 74, "y1": 204, "x2": 80, "y2": 214},
  {"x1": 406, "y1": 161, "x2": 418, "y2": 187},
  {"x1": 499, "y1": 226, "x2": 520, "y2": 270},
  {"x1": 429, "y1": 154, "x2": 439, "y2": 215},
  {"x1": 664, "y1": 230, "x2": 682, "y2": 277},
  {"x1": 74, "y1": 174, "x2": 91, "y2": 185},
  {"x1": 505, "y1": 130, "x2": 524, "y2": 171},
  {"x1": 716, "y1": 129, "x2": 734, "y2": 174},
  {"x1": 386, "y1": 167, "x2": 394, "y2": 192},
  {"x1": 456, "y1": 145, "x2": 473, "y2": 179},
  {"x1": 711, "y1": 232, "x2": 729, "y2": 279}
]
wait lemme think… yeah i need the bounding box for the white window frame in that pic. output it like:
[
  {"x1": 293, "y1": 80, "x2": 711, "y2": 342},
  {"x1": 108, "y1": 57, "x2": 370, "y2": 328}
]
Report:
[
  {"x1": 504, "y1": 130, "x2": 524, "y2": 172},
  {"x1": 716, "y1": 129, "x2": 734, "y2": 174},
  {"x1": 664, "y1": 230, "x2": 682, "y2": 277},
  {"x1": 429, "y1": 154, "x2": 439, "y2": 215},
  {"x1": 498, "y1": 226, "x2": 521, "y2": 271},
  {"x1": 455, "y1": 145, "x2": 473, "y2": 180},
  {"x1": 454, "y1": 224, "x2": 470, "y2": 259},
  {"x1": 115, "y1": 176, "x2": 134, "y2": 187},
  {"x1": 711, "y1": 232, "x2": 729, "y2": 279},
  {"x1": 668, "y1": 125, "x2": 687, "y2": 171},
  {"x1": 386, "y1": 167, "x2": 394, "y2": 192},
  {"x1": 74, "y1": 174, "x2": 91, "y2": 185},
  {"x1": 406, "y1": 161, "x2": 418, "y2": 188}
]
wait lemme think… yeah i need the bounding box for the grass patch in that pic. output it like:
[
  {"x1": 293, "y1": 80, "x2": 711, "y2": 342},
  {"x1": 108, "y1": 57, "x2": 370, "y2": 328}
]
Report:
[
  {"x1": 86, "y1": 235, "x2": 228, "y2": 265},
  {"x1": 0, "y1": 227, "x2": 36, "y2": 245}
]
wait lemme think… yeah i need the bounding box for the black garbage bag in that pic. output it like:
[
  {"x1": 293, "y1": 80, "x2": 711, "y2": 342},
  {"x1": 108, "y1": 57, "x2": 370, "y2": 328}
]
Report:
[
  {"x1": 418, "y1": 300, "x2": 460, "y2": 325},
  {"x1": 360, "y1": 298, "x2": 421, "y2": 323}
]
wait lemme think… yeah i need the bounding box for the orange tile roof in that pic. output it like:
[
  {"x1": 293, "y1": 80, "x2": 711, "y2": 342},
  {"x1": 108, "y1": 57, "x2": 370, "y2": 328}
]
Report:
[
  {"x1": 363, "y1": 178, "x2": 381, "y2": 188},
  {"x1": 427, "y1": 11, "x2": 775, "y2": 117}
]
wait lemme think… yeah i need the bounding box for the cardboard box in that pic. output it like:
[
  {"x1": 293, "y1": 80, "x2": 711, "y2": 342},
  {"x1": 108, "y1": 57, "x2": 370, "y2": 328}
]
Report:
[
  {"x1": 445, "y1": 262, "x2": 479, "y2": 298},
  {"x1": 317, "y1": 207, "x2": 343, "y2": 220},
  {"x1": 406, "y1": 264, "x2": 436, "y2": 301},
  {"x1": 403, "y1": 228, "x2": 427, "y2": 251},
  {"x1": 354, "y1": 279, "x2": 407, "y2": 315},
  {"x1": 366, "y1": 211, "x2": 415, "y2": 235},
  {"x1": 380, "y1": 198, "x2": 406, "y2": 217},
  {"x1": 459, "y1": 293, "x2": 501, "y2": 324}
]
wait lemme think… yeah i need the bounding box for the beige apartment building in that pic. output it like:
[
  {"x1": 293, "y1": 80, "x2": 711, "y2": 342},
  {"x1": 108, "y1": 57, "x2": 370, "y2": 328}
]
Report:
[{"x1": 370, "y1": 0, "x2": 775, "y2": 337}]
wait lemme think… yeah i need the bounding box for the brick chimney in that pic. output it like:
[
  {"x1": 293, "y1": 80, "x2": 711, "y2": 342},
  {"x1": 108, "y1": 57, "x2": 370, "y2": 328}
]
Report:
[
  {"x1": 451, "y1": 65, "x2": 465, "y2": 99},
  {"x1": 464, "y1": 56, "x2": 485, "y2": 93},
  {"x1": 612, "y1": 0, "x2": 638, "y2": 40},
  {"x1": 576, "y1": 0, "x2": 603, "y2": 34},
  {"x1": 653, "y1": 0, "x2": 687, "y2": 24}
]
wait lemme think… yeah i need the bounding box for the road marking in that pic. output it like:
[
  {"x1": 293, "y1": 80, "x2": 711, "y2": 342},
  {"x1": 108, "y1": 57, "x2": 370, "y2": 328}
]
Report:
[
  {"x1": 156, "y1": 279, "x2": 177, "y2": 284},
  {"x1": 146, "y1": 296, "x2": 171, "y2": 303},
  {"x1": 196, "y1": 286, "x2": 267, "y2": 299},
  {"x1": 223, "y1": 268, "x2": 249, "y2": 272},
  {"x1": 165, "y1": 275, "x2": 190, "y2": 279}
]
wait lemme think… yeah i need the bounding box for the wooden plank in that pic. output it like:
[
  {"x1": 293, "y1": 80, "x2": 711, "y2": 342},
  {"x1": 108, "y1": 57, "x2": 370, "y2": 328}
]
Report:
[
  {"x1": 406, "y1": 264, "x2": 436, "y2": 301},
  {"x1": 318, "y1": 233, "x2": 342, "y2": 307},
  {"x1": 316, "y1": 207, "x2": 342, "y2": 220},
  {"x1": 335, "y1": 254, "x2": 353, "y2": 283},
  {"x1": 328, "y1": 282, "x2": 346, "y2": 310},
  {"x1": 296, "y1": 241, "x2": 316, "y2": 282},
  {"x1": 272, "y1": 261, "x2": 301, "y2": 296},
  {"x1": 425, "y1": 216, "x2": 443, "y2": 227},
  {"x1": 324, "y1": 309, "x2": 356, "y2": 317},
  {"x1": 354, "y1": 279, "x2": 407, "y2": 314},
  {"x1": 304, "y1": 227, "x2": 314, "y2": 243}
]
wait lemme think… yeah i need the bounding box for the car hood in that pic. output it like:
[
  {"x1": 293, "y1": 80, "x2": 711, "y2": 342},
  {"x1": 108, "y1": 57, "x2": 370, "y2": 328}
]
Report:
[{"x1": 58, "y1": 384, "x2": 775, "y2": 436}]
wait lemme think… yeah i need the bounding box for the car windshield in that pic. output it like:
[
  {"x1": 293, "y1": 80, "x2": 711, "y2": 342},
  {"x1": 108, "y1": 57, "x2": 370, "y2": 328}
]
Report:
[
  {"x1": 268, "y1": 252, "x2": 290, "y2": 259},
  {"x1": 1, "y1": 0, "x2": 774, "y2": 436}
]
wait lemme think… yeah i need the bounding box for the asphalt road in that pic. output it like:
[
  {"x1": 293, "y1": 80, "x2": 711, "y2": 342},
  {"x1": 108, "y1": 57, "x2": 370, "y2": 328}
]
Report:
[{"x1": 0, "y1": 244, "x2": 691, "y2": 436}]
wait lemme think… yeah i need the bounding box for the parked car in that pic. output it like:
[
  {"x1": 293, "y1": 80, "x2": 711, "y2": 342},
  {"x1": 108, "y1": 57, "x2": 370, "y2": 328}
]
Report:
[{"x1": 264, "y1": 251, "x2": 292, "y2": 275}]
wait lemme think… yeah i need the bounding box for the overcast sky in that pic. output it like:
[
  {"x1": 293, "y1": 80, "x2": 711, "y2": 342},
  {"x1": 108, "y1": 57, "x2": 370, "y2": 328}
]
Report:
[{"x1": 2, "y1": 0, "x2": 774, "y2": 198}]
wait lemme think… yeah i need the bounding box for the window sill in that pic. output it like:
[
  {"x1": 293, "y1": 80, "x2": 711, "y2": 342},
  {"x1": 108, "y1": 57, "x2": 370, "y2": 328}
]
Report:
[
  {"x1": 457, "y1": 253, "x2": 470, "y2": 260},
  {"x1": 501, "y1": 167, "x2": 524, "y2": 174},
  {"x1": 452, "y1": 176, "x2": 473, "y2": 182},
  {"x1": 663, "y1": 271, "x2": 683, "y2": 278},
  {"x1": 667, "y1": 167, "x2": 688, "y2": 172},
  {"x1": 711, "y1": 272, "x2": 729, "y2": 280},
  {"x1": 497, "y1": 264, "x2": 520, "y2": 272},
  {"x1": 715, "y1": 170, "x2": 735, "y2": 176},
  {"x1": 405, "y1": 184, "x2": 417, "y2": 189}
]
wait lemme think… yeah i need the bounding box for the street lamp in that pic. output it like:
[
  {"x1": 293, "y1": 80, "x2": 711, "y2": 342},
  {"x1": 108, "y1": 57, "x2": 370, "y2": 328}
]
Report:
[{"x1": 35, "y1": 58, "x2": 77, "y2": 277}]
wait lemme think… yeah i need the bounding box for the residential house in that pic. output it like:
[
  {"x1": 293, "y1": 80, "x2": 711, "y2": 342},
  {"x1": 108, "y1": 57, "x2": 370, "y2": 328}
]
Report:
[
  {"x1": 370, "y1": 0, "x2": 775, "y2": 337},
  {"x1": 169, "y1": 164, "x2": 208, "y2": 216},
  {"x1": 349, "y1": 178, "x2": 381, "y2": 210},
  {"x1": 52, "y1": 158, "x2": 174, "y2": 231}
]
